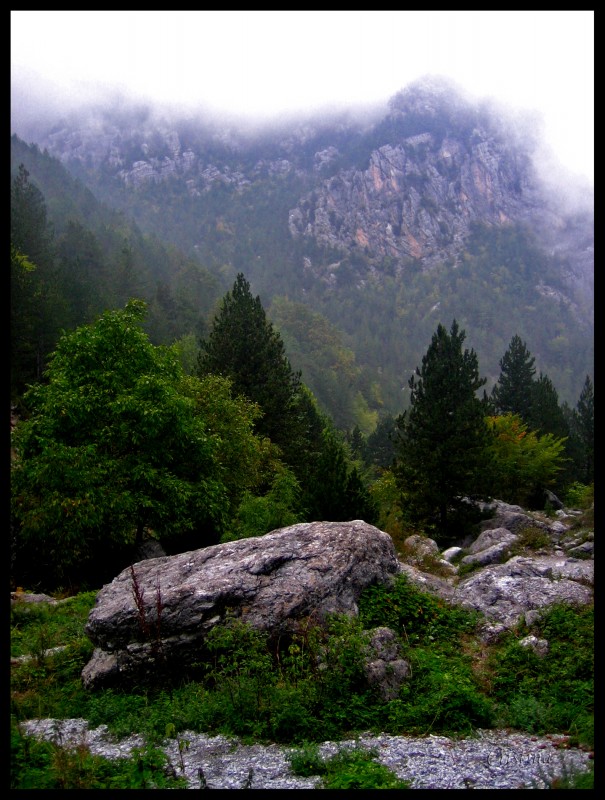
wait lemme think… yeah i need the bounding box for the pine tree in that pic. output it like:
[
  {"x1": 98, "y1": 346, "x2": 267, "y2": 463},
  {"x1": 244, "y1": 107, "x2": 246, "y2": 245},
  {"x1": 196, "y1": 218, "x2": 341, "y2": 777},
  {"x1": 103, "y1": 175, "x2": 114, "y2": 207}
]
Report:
[
  {"x1": 306, "y1": 428, "x2": 376, "y2": 522},
  {"x1": 491, "y1": 334, "x2": 536, "y2": 421},
  {"x1": 197, "y1": 273, "x2": 303, "y2": 466},
  {"x1": 528, "y1": 373, "x2": 570, "y2": 440},
  {"x1": 574, "y1": 375, "x2": 594, "y2": 485},
  {"x1": 11, "y1": 165, "x2": 66, "y2": 396},
  {"x1": 394, "y1": 320, "x2": 492, "y2": 542},
  {"x1": 364, "y1": 414, "x2": 398, "y2": 473}
]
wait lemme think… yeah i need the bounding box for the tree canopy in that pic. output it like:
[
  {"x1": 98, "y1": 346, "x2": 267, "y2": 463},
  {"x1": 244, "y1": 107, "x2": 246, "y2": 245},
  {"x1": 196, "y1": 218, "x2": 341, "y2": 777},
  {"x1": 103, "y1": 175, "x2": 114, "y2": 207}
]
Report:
[
  {"x1": 491, "y1": 334, "x2": 536, "y2": 420},
  {"x1": 394, "y1": 320, "x2": 492, "y2": 542},
  {"x1": 11, "y1": 300, "x2": 266, "y2": 590},
  {"x1": 197, "y1": 273, "x2": 302, "y2": 459}
]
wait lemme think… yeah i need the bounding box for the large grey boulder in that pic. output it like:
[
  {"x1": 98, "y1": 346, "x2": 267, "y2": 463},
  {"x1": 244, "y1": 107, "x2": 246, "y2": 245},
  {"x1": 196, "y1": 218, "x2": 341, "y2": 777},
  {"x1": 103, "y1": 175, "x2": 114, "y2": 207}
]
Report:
[{"x1": 82, "y1": 520, "x2": 399, "y2": 690}]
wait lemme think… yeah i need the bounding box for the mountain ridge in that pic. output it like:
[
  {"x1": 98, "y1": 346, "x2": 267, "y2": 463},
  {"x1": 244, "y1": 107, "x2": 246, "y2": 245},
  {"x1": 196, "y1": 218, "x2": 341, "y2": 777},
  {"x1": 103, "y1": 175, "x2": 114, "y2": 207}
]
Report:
[{"x1": 11, "y1": 75, "x2": 593, "y2": 416}]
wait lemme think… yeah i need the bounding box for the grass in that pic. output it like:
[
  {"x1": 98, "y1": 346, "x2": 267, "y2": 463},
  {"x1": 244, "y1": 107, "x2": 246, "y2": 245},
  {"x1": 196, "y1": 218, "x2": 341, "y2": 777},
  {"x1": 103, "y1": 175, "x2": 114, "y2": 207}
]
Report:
[{"x1": 10, "y1": 564, "x2": 593, "y2": 788}]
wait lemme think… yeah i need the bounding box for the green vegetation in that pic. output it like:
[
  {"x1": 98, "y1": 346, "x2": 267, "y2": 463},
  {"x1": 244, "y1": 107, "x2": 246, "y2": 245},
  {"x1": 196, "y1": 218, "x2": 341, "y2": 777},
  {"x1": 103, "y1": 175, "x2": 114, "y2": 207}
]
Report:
[
  {"x1": 10, "y1": 126, "x2": 593, "y2": 789},
  {"x1": 10, "y1": 302, "x2": 245, "y2": 589},
  {"x1": 288, "y1": 743, "x2": 411, "y2": 789},
  {"x1": 485, "y1": 413, "x2": 567, "y2": 507},
  {"x1": 10, "y1": 729, "x2": 186, "y2": 790},
  {"x1": 393, "y1": 320, "x2": 492, "y2": 544},
  {"x1": 10, "y1": 567, "x2": 593, "y2": 788}
]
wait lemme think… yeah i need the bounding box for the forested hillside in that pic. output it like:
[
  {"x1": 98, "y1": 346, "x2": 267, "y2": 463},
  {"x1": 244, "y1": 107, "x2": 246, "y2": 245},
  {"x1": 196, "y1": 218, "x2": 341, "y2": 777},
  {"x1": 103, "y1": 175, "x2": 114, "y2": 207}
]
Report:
[
  {"x1": 11, "y1": 78, "x2": 594, "y2": 595},
  {"x1": 11, "y1": 77, "x2": 593, "y2": 417}
]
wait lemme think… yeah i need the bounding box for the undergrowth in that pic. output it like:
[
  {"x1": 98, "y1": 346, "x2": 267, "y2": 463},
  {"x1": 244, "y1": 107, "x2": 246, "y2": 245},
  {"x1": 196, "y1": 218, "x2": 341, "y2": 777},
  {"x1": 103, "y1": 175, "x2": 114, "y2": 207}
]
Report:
[{"x1": 10, "y1": 573, "x2": 593, "y2": 788}]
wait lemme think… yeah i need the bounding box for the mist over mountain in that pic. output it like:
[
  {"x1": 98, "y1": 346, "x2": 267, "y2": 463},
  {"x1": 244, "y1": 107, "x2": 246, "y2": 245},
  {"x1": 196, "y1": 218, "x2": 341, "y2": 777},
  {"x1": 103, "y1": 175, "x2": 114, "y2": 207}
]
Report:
[{"x1": 11, "y1": 75, "x2": 593, "y2": 423}]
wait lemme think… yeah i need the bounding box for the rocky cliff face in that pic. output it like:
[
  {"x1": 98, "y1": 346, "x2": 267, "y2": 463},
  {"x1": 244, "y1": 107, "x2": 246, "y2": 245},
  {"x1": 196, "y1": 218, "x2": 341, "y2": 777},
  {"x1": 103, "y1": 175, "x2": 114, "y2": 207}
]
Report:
[{"x1": 31, "y1": 77, "x2": 592, "y2": 320}]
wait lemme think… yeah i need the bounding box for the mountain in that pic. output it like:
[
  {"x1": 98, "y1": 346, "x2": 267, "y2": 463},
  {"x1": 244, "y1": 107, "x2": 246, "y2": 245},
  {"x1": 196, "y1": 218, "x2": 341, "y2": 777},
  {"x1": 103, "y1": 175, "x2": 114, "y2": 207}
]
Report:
[{"x1": 11, "y1": 76, "x2": 593, "y2": 423}]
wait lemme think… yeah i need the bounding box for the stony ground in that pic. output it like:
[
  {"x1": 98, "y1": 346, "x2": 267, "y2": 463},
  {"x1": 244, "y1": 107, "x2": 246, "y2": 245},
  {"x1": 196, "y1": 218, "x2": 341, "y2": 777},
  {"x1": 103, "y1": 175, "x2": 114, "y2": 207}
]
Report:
[{"x1": 19, "y1": 718, "x2": 593, "y2": 789}]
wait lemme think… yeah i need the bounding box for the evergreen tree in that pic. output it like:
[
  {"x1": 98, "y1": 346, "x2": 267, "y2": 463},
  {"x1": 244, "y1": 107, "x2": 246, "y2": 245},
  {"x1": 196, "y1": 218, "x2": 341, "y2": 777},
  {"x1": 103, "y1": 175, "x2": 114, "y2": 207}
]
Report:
[
  {"x1": 11, "y1": 164, "x2": 54, "y2": 267},
  {"x1": 394, "y1": 320, "x2": 492, "y2": 543},
  {"x1": 55, "y1": 220, "x2": 110, "y2": 329},
  {"x1": 528, "y1": 373, "x2": 569, "y2": 441},
  {"x1": 364, "y1": 414, "x2": 398, "y2": 473},
  {"x1": 306, "y1": 428, "x2": 376, "y2": 522},
  {"x1": 11, "y1": 165, "x2": 66, "y2": 396},
  {"x1": 197, "y1": 273, "x2": 303, "y2": 464},
  {"x1": 346, "y1": 424, "x2": 367, "y2": 461},
  {"x1": 574, "y1": 375, "x2": 594, "y2": 485},
  {"x1": 491, "y1": 334, "x2": 536, "y2": 421}
]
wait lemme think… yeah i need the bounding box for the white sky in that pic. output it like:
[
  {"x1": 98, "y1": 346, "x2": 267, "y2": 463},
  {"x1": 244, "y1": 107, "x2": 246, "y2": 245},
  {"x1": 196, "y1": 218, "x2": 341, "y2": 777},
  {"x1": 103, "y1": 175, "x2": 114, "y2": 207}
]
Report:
[{"x1": 11, "y1": 10, "x2": 594, "y2": 186}]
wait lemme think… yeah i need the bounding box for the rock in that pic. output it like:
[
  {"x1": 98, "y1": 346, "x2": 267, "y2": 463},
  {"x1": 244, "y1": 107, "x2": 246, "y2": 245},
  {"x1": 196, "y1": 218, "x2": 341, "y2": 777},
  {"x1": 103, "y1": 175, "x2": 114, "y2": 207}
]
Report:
[
  {"x1": 441, "y1": 546, "x2": 462, "y2": 562},
  {"x1": 544, "y1": 489, "x2": 564, "y2": 510},
  {"x1": 82, "y1": 520, "x2": 399, "y2": 690},
  {"x1": 363, "y1": 627, "x2": 411, "y2": 701},
  {"x1": 519, "y1": 635, "x2": 549, "y2": 657},
  {"x1": 402, "y1": 534, "x2": 440, "y2": 558},
  {"x1": 11, "y1": 592, "x2": 58, "y2": 606},
  {"x1": 467, "y1": 527, "x2": 518, "y2": 555},
  {"x1": 453, "y1": 555, "x2": 593, "y2": 634}
]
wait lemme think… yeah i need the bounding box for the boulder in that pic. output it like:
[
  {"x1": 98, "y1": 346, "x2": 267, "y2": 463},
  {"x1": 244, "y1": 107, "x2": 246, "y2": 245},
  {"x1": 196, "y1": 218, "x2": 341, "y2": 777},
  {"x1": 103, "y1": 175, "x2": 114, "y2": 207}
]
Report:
[
  {"x1": 363, "y1": 627, "x2": 411, "y2": 700},
  {"x1": 453, "y1": 555, "x2": 593, "y2": 637},
  {"x1": 82, "y1": 520, "x2": 399, "y2": 690}
]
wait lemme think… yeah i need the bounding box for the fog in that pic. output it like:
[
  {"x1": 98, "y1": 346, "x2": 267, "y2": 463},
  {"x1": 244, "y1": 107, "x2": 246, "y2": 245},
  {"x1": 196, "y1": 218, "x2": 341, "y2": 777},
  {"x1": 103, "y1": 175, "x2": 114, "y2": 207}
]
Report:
[{"x1": 11, "y1": 11, "x2": 593, "y2": 188}]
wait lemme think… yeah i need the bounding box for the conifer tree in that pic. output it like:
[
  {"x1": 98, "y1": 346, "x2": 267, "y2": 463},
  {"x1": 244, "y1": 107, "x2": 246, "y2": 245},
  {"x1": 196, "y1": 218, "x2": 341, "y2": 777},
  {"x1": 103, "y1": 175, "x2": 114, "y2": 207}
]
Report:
[
  {"x1": 394, "y1": 320, "x2": 492, "y2": 542},
  {"x1": 306, "y1": 428, "x2": 376, "y2": 523},
  {"x1": 198, "y1": 274, "x2": 302, "y2": 452},
  {"x1": 573, "y1": 375, "x2": 594, "y2": 485},
  {"x1": 527, "y1": 372, "x2": 570, "y2": 443},
  {"x1": 364, "y1": 414, "x2": 398, "y2": 473},
  {"x1": 11, "y1": 165, "x2": 66, "y2": 395},
  {"x1": 491, "y1": 334, "x2": 536, "y2": 421}
]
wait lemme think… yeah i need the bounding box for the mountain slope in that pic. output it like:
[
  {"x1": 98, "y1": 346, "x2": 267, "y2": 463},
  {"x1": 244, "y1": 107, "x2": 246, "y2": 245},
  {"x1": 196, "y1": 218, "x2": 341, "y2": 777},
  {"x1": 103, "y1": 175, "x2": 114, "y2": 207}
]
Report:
[{"x1": 11, "y1": 76, "x2": 593, "y2": 416}]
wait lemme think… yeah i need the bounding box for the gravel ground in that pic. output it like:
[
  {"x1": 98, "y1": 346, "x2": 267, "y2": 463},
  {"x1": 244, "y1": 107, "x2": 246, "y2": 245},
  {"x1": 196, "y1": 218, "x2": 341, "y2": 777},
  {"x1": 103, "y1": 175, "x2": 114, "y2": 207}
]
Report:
[{"x1": 19, "y1": 719, "x2": 593, "y2": 789}]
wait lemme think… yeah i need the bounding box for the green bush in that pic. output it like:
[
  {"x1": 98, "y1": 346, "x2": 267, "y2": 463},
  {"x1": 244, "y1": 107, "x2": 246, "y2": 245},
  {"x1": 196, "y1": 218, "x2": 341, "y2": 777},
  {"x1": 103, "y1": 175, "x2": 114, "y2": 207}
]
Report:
[
  {"x1": 359, "y1": 572, "x2": 480, "y2": 646},
  {"x1": 288, "y1": 743, "x2": 411, "y2": 789},
  {"x1": 11, "y1": 717, "x2": 186, "y2": 789},
  {"x1": 487, "y1": 604, "x2": 593, "y2": 748}
]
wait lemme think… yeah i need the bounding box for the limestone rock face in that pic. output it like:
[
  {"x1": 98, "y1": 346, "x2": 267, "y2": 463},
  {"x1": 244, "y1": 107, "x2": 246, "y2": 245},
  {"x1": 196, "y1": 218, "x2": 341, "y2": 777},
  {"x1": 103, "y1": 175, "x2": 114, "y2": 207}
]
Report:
[{"x1": 82, "y1": 520, "x2": 399, "y2": 690}]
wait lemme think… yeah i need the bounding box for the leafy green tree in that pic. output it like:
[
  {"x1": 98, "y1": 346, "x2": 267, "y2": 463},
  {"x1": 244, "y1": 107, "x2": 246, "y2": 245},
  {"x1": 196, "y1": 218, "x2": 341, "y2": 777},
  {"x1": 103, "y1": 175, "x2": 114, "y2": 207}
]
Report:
[
  {"x1": 11, "y1": 301, "x2": 237, "y2": 591},
  {"x1": 491, "y1": 334, "x2": 536, "y2": 420},
  {"x1": 224, "y1": 465, "x2": 303, "y2": 542},
  {"x1": 485, "y1": 413, "x2": 567, "y2": 507},
  {"x1": 394, "y1": 320, "x2": 492, "y2": 542},
  {"x1": 189, "y1": 372, "x2": 278, "y2": 516}
]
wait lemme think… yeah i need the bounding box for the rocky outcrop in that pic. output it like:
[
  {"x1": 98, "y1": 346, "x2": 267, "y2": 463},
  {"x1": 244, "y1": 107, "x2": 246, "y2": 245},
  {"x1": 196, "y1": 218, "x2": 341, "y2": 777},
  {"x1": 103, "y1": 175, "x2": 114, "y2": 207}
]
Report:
[
  {"x1": 82, "y1": 520, "x2": 400, "y2": 690},
  {"x1": 453, "y1": 555, "x2": 593, "y2": 642},
  {"x1": 396, "y1": 499, "x2": 593, "y2": 641},
  {"x1": 81, "y1": 499, "x2": 593, "y2": 690},
  {"x1": 21, "y1": 77, "x2": 592, "y2": 323}
]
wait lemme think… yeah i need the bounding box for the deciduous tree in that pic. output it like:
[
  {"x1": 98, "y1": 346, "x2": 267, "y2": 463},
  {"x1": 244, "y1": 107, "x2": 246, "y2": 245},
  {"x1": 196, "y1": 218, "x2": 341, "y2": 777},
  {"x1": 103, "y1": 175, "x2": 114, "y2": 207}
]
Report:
[{"x1": 11, "y1": 300, "x2": 264, "y2": 590}]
